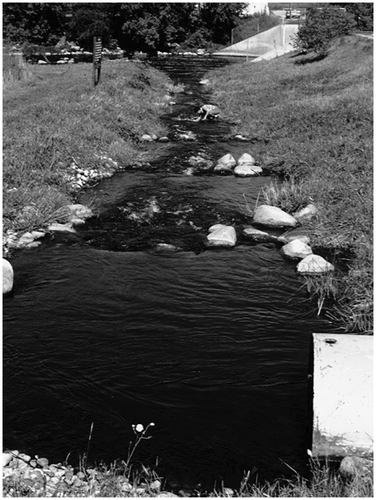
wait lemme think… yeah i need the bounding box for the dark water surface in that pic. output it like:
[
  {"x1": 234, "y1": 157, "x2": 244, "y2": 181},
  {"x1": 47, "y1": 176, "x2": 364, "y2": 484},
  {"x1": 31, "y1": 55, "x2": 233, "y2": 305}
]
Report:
[{"x1": 3, "y1": 56, "x2": 337, "y2": 491}]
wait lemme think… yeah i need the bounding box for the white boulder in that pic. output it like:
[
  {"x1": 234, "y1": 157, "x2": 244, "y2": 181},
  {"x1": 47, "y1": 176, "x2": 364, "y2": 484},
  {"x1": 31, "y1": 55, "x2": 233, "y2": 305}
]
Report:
[
  {"x1": 16, "y1": 232, "x2": 35, "y2": 248},
  {"x1": 48, "y1": 222, "x2": 76, "y2": 233},
  {"x1": 31, "y1": 230, "x2": 46, "y2": 240},
  {"x1": 281, "y1": 239, "x2": 313, "y2": 260},
  {"x1": 216, "y1": 153, "x2": 236, "y2": 168},
  {"x1": 208, "y1": 223, "x2": 227, "y2": 233},
  {"x1": 242, "y1": 226, "x2": 278, "y2": 243},
  {"x1": 278, "y1": 229, "x2": 310, "y2": 244},
  {"x1": 339, "y1": 456, "x2": 373, "y2": 482},
  {"x1": 237, "y1": 153, "x2": 255, "y2": 165},
  {"x1": 293, "y1": 203, "x2": 318, "y2": 222},
  {"x1": 234, "y1": 164, "x2": 262, "y2": 177},
  {"x1": 141, "y1": 134, "x2": 154, "y2": 142},
  {"x1": 3, "y1": 259, "x2": 14, "y2": 294},
  {"x1": 207, "y1": 225, "x2": 237, "y2": 247},
  {"x1": 297, "y1": 254, "x2": 334, "y2": 274},
  {"x1": 214, "y1": 153, "x2": 236, "y2": 174},
  {"x1": 234, "y1": 135, "x2": 249, "y2": 141},
  {"x1": 67, "y1": 204, "x2": 93, "y2": 220},
  {"x1": 2, "y1": 452, "x2": 12, "y2": 467},
  {"x1": 154, "y1": 243, "x2": 181, "y2": 253},
  {"x1": 253, "y1": 205, "x2": 298, "y2": 228}
]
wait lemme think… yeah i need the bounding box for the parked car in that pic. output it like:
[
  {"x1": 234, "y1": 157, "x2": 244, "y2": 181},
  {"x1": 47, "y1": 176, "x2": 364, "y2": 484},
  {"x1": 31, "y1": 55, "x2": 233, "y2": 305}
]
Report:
[{"x1": 285, "y1": 9, "x2": 301, "y2": 19}]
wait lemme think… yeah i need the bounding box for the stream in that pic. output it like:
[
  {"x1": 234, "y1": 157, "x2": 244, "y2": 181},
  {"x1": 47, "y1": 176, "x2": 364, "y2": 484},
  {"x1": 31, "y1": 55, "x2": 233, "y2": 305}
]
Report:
[{"x1": 3, "y1": 56, "x2": 338, "y2": 491}]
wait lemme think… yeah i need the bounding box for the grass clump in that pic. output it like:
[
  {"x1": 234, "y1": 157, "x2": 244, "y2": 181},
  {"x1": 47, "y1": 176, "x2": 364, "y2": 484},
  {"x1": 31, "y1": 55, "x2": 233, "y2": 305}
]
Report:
[
  {"x1": 208, "y1": 35, "x2": 373, "y2": 333},
  {"x1": 3, "y1": 45, "x2": 33, "y2": 87},
  {"x1": 4, "y1": 438, "x2": 373, "y2": 498},
  {"x1": 3, "y1": 57, "x2": 172, "y2": 235},
  {"x1": 212, "y1": 456, "x2": 373, "y2": 497}
]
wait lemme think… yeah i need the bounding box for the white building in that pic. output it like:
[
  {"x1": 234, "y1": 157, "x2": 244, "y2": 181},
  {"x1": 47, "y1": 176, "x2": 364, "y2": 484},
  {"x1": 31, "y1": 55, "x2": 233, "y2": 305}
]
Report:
[{"x1": 242, "y1": 2, "x2": 270, "y2": 16}]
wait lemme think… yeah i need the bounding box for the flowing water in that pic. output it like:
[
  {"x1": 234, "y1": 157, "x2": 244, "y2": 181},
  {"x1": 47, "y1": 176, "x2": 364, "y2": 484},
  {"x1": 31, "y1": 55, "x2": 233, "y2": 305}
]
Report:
[{"x1": 3, "y1": 56, "x2": 337, "y2": 491}]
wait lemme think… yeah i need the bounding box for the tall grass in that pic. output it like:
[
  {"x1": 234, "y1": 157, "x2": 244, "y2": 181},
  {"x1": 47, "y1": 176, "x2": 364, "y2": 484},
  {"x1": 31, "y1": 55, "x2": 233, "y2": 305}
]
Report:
[
  {"x1": 208, "y1": 35, "x2": 373, "y2": 332},
  {"x1": 4, "y1": 454, "x2": 372, "y2": 497},
  {"x1": 3, "y1": 45, "x2": 33, "y2": 87},
  {"x1": 233, "y1": 460, "x2": 373, "y2": 497},
  {"x1": 3, "y1": 59, "x2": 172, "y2": 235}
]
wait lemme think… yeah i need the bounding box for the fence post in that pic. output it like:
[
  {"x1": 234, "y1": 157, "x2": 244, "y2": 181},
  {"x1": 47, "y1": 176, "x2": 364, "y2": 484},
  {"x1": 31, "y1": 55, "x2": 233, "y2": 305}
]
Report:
[{"x1": 93, "y1": 36, "x2": 102, "y2": 87}]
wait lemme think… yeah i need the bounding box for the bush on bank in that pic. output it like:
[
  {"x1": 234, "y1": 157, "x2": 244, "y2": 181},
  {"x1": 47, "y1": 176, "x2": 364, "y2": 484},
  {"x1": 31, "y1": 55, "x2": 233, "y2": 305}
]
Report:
[
  {"x1": 208, "y1": 35, "x2": 373, "y2": 333},
  {"x1": 3, "y1": 56, "x2": 171, "y2": 237}
]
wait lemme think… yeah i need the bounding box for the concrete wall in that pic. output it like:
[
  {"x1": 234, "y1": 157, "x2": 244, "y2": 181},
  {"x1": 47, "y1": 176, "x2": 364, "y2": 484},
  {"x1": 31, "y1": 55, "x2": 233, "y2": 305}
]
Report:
[
  {"x1": 312, "y1": 334, "x2": 373, "y2": 458},
  {"x1": 214, "y1": 24, "x2": 299, "y2": 57}
]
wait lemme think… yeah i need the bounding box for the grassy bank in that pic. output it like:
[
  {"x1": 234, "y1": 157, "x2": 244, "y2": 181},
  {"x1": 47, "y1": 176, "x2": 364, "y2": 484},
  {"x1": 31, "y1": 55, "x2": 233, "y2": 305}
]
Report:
[
  {"x1": 3, "y1": 449, "x2": 373, "y2": 497},
  {"x1": 3, "y1": 55, "x2": 172, "y2": 239},
  {"x1": 208, "y1": 35, "x2": 373, "y2": 333}
]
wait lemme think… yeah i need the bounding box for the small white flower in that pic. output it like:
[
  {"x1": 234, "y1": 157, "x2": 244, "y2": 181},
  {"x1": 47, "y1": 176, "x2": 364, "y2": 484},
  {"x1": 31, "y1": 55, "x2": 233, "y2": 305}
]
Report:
[
  {"x1": 135, "y1": 424, "x2": 144, "y2": 433},
  {"x1": 149, "y1": 422, "x2": 155, "y2": 427},
  {"x1": 307, "y1": 449, "x2": 312, "y2": 457}
]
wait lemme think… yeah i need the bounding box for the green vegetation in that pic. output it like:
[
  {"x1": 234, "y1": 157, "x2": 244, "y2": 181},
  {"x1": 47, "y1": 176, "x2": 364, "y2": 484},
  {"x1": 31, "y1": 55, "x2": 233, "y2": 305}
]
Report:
[
  {"x1": 3, "y1": 53, "x2": 172, "y2": 236},
  {"x1": 293, "y1": 6, "x2": 356, "y2": 56},
  {"x1": 3, "y1": 3, "x2": 248, "y2": 54},
  {"x1": 234, "y1": 457, "x2": 373, "y2": 497},
  {"x1": 4, "y1": 436, "x2": 373, "y2": 497},
  {"x1": 208, "y1": 35, "x2": 373, "y2": 333},
  {"x1": 3, "y1": 422, "x2": 373, "y2": 497}
]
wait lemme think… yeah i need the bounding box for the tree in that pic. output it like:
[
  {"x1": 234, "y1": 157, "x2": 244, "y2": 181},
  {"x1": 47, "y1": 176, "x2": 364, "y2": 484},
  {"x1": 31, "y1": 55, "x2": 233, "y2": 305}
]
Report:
[
  {"x1": 3, "y1": 3, "x2": 68, "y2": 46},
  {"x1": 293, "y1": 6, "x2": 356, "y2": 57},
  {"x1": 109, "y1": 3, "x2": 200, "y2": 55},
  {"x1": 331, "y1": 3, "x2": 373, "y2": 31},
  {"x1": 199, "y1": 3, "x2": 247, "y2": 45},
  {"x1": 67, "y1": 4, "x2": 115, "y2": 51}
]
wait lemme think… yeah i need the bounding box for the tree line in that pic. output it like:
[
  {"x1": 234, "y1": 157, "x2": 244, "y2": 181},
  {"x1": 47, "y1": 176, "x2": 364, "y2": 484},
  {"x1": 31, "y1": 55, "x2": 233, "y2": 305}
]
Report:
[
  {"x1": 293, "y1": 4, "x2": 373, "y2": 57},
  {"x1": 3, "y1": 3, "x2": 249, "y2": 54},
  {"x1": 3, "y1": 3, "x2": 372, "y2": 56}
]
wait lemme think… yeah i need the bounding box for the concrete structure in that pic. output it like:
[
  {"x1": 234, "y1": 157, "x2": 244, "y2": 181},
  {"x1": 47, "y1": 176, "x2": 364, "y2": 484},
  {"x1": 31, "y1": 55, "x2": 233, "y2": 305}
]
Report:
[
  {"x1": 251, "y1": 42, "x2": 296, "y2": 62},
  {"x1": 312, "y1": 333, "x2": 373, "y2": 458},
  {"x1": 214, "y1": 24, "x2": 299, "y2": 58}
]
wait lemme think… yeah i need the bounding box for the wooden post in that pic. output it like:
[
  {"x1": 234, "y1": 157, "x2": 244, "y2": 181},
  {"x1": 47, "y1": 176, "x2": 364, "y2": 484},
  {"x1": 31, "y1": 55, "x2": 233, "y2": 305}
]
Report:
[{"x1": 93, "y1": 36, "x2": 102, "y2": 87}]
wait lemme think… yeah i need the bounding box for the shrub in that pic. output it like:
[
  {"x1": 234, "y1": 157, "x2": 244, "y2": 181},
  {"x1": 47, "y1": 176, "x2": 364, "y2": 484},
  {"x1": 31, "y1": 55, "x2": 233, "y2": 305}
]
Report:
[{"x1": 293, "y1": 7, "x2": 356, "y2": 56}]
